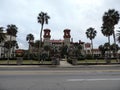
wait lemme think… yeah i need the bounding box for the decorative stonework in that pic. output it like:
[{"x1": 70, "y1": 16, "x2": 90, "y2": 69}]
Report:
[
  {"x1": 43, "y1": 29, "x2": 51, "y2": 38},
  {"x1": 63, "y1": 29, "x2": 71, "y2": 38},
  {"x1": 43, "y1": 29, "x2": 51, "y2": 46},
  {"x1": 63, "y1": 29, "x2": 71, "y2": 47}
]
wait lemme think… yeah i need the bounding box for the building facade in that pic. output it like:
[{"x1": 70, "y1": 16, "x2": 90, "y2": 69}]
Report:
[{"x1": 28, "y1": 28, "x2": 102, "y2": 57}]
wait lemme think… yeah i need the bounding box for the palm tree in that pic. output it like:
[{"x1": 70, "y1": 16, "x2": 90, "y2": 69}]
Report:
[
  {"x1": 86, "y1": 27, "x2": 97, "y2": 58},
  {"x1": 101, "y1": 24, "x2": 113, "y2": 45},
  {"x1": 37, "y1": 11, "x2": 50, "y2": 60},
  {"x1": 26, "y1": 33, "x2": 34, "y2": 60},
  {"x1": 102, "y1": 9, "x2": 120, "y2": 57},
  {"x1": 6, "y1": 24, "x2": 18, "y2": 62}
]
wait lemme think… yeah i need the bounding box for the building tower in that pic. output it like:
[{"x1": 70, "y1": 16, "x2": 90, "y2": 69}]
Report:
[
  {"x1": 63, "y1": 29, "x2": 71, "y2": 47},
  {"x1": 84, "y1": 43, "x2": 92, "y2": 55},
  {"x1": 43, "y1": 29, "x2": 51, "y2": 46}
]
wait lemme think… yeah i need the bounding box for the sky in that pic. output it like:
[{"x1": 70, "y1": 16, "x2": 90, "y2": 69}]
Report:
[{"x1": 0, "y1": 0, "x2": 120, "y2": 49}]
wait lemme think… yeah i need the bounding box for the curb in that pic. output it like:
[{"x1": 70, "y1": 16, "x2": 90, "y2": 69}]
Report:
[{"x1": 0, "y1": 64, "x2": 120, "y2": 68}]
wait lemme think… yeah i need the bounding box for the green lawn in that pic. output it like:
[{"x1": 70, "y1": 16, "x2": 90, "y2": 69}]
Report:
[
  {"x1": 77, "y1": 59, "x2": 118, "y2": 64},
  {"x1": 0, "y1": 60, "x2": 52, "y2": 65},
  {"x1": 0, "y1": 59, "x2": 119, "y2": 65}
]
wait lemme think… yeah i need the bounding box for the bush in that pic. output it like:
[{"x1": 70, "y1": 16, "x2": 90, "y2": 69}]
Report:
[
  {"x1": 67, "y1": 58, "x2": 72, "y2": 64},
  {"x1": 77, "y1": 55, "x2": 85, "y2": 60},
  {"x1": 85, "y1": 54, "x2": 93, "y2": 59},
  {"x1": 45, "y1": 57, "x2": 52, "y2": 61}
]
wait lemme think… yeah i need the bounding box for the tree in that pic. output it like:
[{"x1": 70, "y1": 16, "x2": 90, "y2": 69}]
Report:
[
  {"x1": 6, "y1": 24, "x2": 18, "y2": 61},
  {"x1": 101, "y1": 24, "x2": 113, "y2": 45},
  {"x1": 44, "y1": 45, "x2": 51, "y2": 56},
  {"x1": 104, "y1": 42, "x2": 111, "y2": 63},
  {"x1": 60, "y1": 45, "x2": 68, "y2": 58},
  {"x1": 37, "y1": 11, "x2": 50, "y2": 60},
  {"x1": 74, "y1": 43, "x2": 83, "y2": 57},
  {"x1": 98, "y1": 45, "x2": 105, "y2": 57},
  {"x1": 4, "y1": 41, "x2": 12, "y2": 59},
  {"x1": 0, "y1": 27, "x2": 6, "y2": 43},
  {"x1": 42, "y1": 45, "x2": 51, "y2": 61},
  {"x1": 102, "y1": 9, "x2": 120, "y2": 57},
  {"x1": 26, "y1": 33, "x2": 34, "y2": 60},
  {"x1": 11, "y1": 40, "x2": 19, "y2": 58},
  {"x1": 0, "y1": 27, "x2": 6, "y2": 58},
  {"x1": 110, "y1": 43, "x2": 119, "y2": 57},
  {"x1": 34, "y1": 40, "x2": 40, "y2": 49},
  {"x1": 86, "y1": 27, "x2": 97, "y2": 58}
]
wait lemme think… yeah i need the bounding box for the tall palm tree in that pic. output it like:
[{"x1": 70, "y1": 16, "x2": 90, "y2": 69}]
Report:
[
  {"x1": 102, "y1": 9, "x2": 120, "y2": 57},
  {"x1": 26, "y1": 33, "x2": 34, "y2": 60},
  {"x1": 37, "y1": 11, "x2": 50, "y2": 60},
  {"x1": 86, "y1": 27, "x2": 97, "y2": 58},
  {"x1": 6, "y1": 24, "x2": 18, "y2": 62}
]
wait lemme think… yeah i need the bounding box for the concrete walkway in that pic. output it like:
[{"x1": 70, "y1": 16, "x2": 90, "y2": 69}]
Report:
[{"x1": 59, "y1": 60, "x2": 73, "y2": 67}]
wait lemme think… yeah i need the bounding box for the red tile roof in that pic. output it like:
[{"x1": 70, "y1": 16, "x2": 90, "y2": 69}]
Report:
[{"x1": 50, "y1": 39, "x2": 64, "y2": 43}]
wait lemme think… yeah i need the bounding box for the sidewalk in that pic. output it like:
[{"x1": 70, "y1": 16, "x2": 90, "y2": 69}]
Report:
[{"x1": 59, "y1": 60, "x2": 73, "y2": 67}]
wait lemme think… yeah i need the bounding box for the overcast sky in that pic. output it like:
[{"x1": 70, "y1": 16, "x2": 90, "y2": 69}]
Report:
[{"x1": 0, "y1": 0, "x2": 120, "y2": 49}]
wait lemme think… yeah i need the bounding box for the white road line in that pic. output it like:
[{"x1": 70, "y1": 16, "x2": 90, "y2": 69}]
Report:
[{"x1": 67, "y1": 78, "x2": 120, "y2": 82}]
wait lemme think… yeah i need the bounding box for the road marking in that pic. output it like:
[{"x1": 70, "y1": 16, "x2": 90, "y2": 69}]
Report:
[{"x1": 67, "y1": 78, "x2": 120, "y2": 82}]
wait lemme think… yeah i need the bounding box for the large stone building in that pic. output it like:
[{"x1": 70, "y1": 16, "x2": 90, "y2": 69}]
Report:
[{"x1": 43, "y1": 28, "x2": 100, "y2": 56}]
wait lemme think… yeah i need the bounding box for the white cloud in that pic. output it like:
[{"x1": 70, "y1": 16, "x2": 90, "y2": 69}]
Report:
[{"x1": 0, "y1": 0, "x2": 120, "y2": 49}]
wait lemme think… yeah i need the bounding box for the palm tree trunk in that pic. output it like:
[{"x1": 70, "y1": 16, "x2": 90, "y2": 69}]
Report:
[
  {"x1": 107, "y1": 36, "x2": 111, "y2": 63},
  {"x1": 8, "y1": 35, "x2": 12, "y2": 64},
  {"x1": 113, "y1": 30, "x2": 117, "y2": 58},
  {"x1": 28, "y1": 41, "x2": 30, "y2": 60},
  {"x1": 29, "y1": 42, "x2": 33, "y2": 64},
  {"x1": 91, "y1": 39, "x2": 94, "y2": 59},
  {"x1": 12, "y1": 46, "x2": 15, "y2": 58},
  {"x1": 39, "y1": 24, "x2": 43, "y2": 62}
]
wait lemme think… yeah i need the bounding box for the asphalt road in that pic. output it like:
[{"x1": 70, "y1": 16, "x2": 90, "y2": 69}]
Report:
[{"x1": 0, "y1": 66, "x2": 120, "y2": 90}]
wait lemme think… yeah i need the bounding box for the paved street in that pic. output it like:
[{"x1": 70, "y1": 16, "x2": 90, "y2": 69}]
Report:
[{"x1": 0, "y1": 65, "x2": 120, "y2": 90}]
